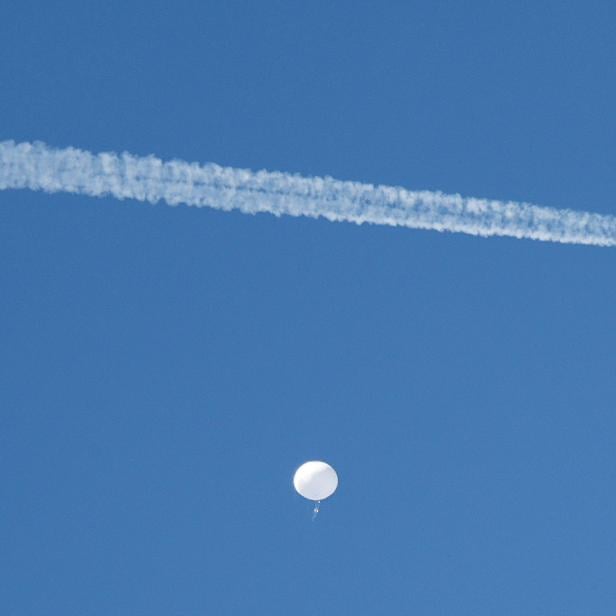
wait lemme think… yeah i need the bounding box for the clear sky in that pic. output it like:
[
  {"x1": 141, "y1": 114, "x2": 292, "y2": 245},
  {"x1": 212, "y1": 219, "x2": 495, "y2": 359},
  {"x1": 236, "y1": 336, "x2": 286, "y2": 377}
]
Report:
[{"x1": 1, "y1": 2, "x2": 615, "y2": 614}]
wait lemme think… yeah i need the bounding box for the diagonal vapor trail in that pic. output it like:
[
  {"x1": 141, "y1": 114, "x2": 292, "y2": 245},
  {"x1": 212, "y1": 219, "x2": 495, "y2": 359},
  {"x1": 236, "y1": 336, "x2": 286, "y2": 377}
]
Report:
[{"x1": 1, "y1": 140, "x2": 615, "y2": 246}]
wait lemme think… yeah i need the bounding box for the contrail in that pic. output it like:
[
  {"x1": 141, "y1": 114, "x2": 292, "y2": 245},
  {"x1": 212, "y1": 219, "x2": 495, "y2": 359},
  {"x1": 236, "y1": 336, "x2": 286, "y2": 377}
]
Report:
[{"x1": 1, "y1": 140, "x2": 614, "y2": 246}]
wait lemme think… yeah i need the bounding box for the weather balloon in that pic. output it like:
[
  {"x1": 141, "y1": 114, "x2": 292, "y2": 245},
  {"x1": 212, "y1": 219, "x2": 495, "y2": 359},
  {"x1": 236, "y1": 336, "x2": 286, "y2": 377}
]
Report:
[{"x1": 293, "y1": 461, "x2": 338, "y2": 516}]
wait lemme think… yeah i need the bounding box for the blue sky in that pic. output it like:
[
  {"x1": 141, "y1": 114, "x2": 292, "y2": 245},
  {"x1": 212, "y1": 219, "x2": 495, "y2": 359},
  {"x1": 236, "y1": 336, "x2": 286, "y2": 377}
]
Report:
[{"x1": 1, "y1": 2, "x2": 616, "y2": 614}]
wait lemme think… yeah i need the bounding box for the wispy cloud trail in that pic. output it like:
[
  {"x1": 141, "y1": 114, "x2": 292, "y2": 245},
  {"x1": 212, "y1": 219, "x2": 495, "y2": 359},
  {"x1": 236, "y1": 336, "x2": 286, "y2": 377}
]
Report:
[{"x1": 1, "y1": 140, "x2": 614, "y2": 246}]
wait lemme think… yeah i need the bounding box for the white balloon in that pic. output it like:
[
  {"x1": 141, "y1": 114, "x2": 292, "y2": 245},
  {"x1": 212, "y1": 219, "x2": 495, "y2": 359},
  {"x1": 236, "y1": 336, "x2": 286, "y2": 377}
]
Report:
[{"x1": 293, "y1": 461, "x2": 338, "y2": 501}]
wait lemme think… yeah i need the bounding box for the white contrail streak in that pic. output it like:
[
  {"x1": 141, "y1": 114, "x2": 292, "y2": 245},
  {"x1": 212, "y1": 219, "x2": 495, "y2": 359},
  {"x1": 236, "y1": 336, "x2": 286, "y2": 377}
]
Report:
[{"x1": 1, "y1": 140, "x2": 614, "y2": 246}]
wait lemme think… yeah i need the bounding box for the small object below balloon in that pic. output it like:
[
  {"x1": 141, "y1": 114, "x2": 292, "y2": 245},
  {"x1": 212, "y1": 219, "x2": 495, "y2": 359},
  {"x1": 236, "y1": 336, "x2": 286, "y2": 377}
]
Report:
[{"x1": 312, "y1": 501, "x2": 321, "y2": 521}]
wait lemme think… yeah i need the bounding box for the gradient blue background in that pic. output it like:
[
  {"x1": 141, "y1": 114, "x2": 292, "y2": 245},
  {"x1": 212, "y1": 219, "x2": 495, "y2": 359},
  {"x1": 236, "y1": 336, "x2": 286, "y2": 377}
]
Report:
[{"x1": 1, "y1": 2, "x2": 615, "y2": 614}]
